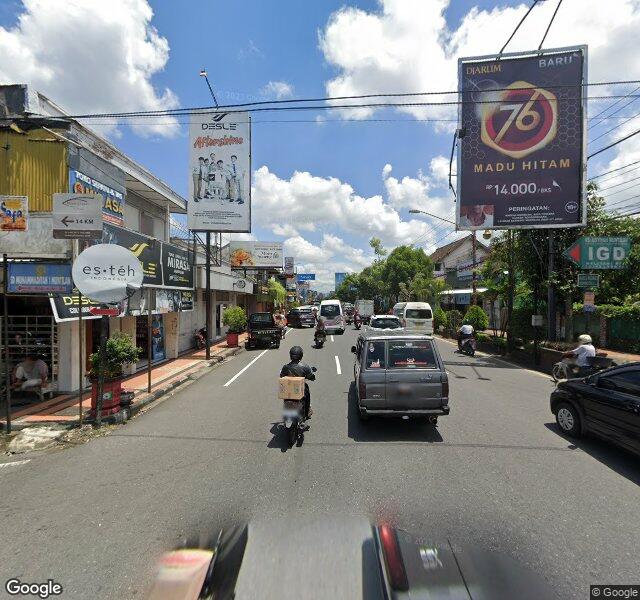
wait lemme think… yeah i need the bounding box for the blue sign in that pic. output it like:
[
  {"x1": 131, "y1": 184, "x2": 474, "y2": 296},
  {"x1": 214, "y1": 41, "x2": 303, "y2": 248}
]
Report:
[
  {"x1": 297, "y1": 273, "x2": 315, "y2": 281},
  {"x1": 70, "y1": 169, "x2": 125, "y2": 226},
  {"x1": 7, "y1": 262, "x2": 73, "y2": 294}
]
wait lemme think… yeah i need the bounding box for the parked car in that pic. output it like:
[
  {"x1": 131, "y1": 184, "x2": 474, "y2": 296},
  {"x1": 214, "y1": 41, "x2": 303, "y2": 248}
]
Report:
[
  {"x1": 550, "y1": 362, "x2": 640, "y2": 457},
  {"x1": 286, "y1": 306, "x2": 316, "y2": 328},
  {"x1": 319, "y1": 299, "x2": 345, "y2": 334},
  {"x1": 351, "y1": 333, "x2": 449, "y2": 422},
  {"x1": 367, "y1": 315, "x2": 403, "y2": 332},
  {"x1": 246, "y1": 313, "x2": 281, "y2": 349}
]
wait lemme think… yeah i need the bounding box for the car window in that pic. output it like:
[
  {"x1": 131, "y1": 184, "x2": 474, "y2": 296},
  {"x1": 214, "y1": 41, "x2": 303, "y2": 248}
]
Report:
[
  {"x1": 320, "y1": 305, "x2": 340, "y2": 318},
  {"x1": 603, "y1": 371, "x2": 640, "y2": 396},
  {"x1": 365, "y1": 341, "x2": 386, "y2": 369},
  {"x1": 371, "y1": 318, "x2": 401, "y2": 329},
  {"x1": 405, "y1": 308, "x2": 433, "y2": 319},
  {"x1": 388, "y1": 340, "x2": 437, "y2": 369},
  {"x1": 249, "y1": 314, "x2": 273, "y2": 324}
]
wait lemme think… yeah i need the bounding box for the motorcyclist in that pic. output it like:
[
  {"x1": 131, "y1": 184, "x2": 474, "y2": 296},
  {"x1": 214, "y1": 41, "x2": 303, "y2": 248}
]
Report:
[
  {"x1": 354, "y1": 310, "x2": 362, "y2": 328},
  {"x1": 314, "y1": 316, "x2": 326, "y2": 344},
  {"x1": 457, "y1": 322, "x2": 475, "y2": 350},
  {"x1": 560, "y1": 334, "x2": 596, "y2": 376},
  {"x1": 280, "y1": 346, "x2": 315, "y2": 421}
]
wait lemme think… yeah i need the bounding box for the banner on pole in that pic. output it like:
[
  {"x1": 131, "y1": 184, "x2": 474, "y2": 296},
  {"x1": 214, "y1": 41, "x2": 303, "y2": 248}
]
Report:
[{"x1": 457, "y1": 46, "x2": 587, "y2": 230}]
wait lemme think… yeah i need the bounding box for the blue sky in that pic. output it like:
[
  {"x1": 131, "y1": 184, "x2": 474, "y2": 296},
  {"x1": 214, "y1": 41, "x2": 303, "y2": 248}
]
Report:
[{"x1": 1, "y1": 0, "x2": 639, "y2": 289}]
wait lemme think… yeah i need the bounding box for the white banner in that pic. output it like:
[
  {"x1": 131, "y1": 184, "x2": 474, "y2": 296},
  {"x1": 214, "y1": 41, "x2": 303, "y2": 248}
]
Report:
[
  {"x1": 229, "y1": 241, "x2": 283, "y2": 269},
  {"x1": 188, "y1": 112, "x2": 251, "y2": 232}
]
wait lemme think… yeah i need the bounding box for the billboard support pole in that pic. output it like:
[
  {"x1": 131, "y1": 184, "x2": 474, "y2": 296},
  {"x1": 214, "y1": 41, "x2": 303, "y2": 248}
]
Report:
[
  {"x1": 506, "y1": 232, "x2": 515, "y2": 354},
  {"x1": 205, "y1": 231, "x2": 211, "y2": 361},
  {"x1": 548, "y1": 231, "x2": 557, "y2": 341},
  {"x1": 147, "y1": 288, "x2": 152, "y2": 394},
  {"x1": 472, "y1": 234, "x2": 478, "y2": 305},
  {"x1": 78, "y1": 290, "x2": 83, "y2": 425},
  {"x1": 3, "y1": 254, "x2": 11, "y2": 434}
]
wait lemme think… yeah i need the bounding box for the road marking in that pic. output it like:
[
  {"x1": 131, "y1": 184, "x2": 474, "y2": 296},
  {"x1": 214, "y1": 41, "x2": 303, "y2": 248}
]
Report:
[
  {"x1": 335, "y1": 355, "x2": 342, "y2": 375},
  {"x1": 331, "y1": 335, "x2": 335, "y2": 342},
  {"x1": 0, "y1": 459, "x2": 30, "y2": 470},
  {"x1": 224, "y1": 349, "x2": 269, "y2": 387}
]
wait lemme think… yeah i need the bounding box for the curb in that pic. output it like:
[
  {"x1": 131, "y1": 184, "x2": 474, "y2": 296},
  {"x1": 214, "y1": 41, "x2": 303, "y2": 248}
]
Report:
[{"x1": 2, "y1": 346, "x2": 244, "y2": 433}]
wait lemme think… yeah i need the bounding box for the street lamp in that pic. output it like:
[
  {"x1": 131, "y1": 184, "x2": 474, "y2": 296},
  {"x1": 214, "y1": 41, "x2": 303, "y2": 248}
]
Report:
[
  {"x1": 408, "y1": 208, "x2": 456, "y2": 226},
  {"x1": 199, "y1": 68, "x2": 219, "y2": 108}
]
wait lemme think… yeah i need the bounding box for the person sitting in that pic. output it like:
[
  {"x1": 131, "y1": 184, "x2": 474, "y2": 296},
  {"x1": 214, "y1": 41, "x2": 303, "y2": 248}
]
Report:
[
  {"x1": 280, "y1": 346, "x2": 315, "y2": 421},
  {"x1": 457, "y1": 323, "x2": 474, "y2": 350},
  {"x1": 561, "y1": 334, "x2": 596, "y2": 376},
  {"x1": 12, "y1": 352, "x2": 48, "y2": 392}
]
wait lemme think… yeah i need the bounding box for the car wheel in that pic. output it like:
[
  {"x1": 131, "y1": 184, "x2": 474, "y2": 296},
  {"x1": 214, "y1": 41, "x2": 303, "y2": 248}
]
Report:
[{"x1": 555, "y1": 402, "x2": 581, "y2": 437}]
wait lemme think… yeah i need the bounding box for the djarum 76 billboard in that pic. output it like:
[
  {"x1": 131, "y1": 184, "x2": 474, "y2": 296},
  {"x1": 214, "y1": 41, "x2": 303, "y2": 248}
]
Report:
[{"x1": 457, "y1": 46, "x2": 587, "y2": 230}]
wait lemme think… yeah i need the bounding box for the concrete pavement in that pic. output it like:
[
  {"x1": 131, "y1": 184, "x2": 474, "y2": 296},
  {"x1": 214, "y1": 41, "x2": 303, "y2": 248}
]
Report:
[{"x1": 0, "y1": 326, "x2": 639, "y2": 599}]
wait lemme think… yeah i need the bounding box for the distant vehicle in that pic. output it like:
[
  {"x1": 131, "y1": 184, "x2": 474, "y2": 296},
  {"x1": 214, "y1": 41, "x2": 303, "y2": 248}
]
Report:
[
  {"x1": 352, "y1": 333, "x2": 449, "y2": 423},
  {"x1": 550, "y1": 362, "x2": 640, "y2": 457},
  {"x1": 392, "y1": 301, "x2": 433, "y2": 334},
  {"x1": 343, "y1": 303, "x2": 355, "y2": 324},
  {"x1": 246, "y1": 313, "x2": 281, "y2": 349},
  {"x1": 286, "y1": 306, "x2": 316, "y2": 328},
  {"x1": 459, "y1": 336, "x2": 476, "y2": 356},
  {"x1": 355, "y1": 299, "x2": 374, "y2": 323},
  {"x1": 367, "y1": 315, "x2": 403, "y2": 332},
  {"x1": 319, "y1": 299, "x2": 345, "y2": 334}
]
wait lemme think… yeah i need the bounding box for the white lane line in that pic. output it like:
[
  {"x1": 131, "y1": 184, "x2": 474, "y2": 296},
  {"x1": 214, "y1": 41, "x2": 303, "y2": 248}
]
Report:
[
  {"x1": 331, "y1": 335, "x2": 335, "y2": 342},
  {"x1": 224, "y1": 349, "x2": 269, "y2": 387},
  {"x1": 335, "y1": 355, "x2": 342, "y2": 375}
]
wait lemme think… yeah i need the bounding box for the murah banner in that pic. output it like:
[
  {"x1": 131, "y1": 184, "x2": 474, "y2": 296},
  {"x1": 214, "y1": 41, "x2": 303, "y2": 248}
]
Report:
[
  {"x1": 188, "y1": 112, "x2": 251, "y2": 232},
  {"x1": 229, "y1": 241, "x2": 282, "y2": 269},
  {"x1": 457, "y1": 47, "x2": 587, "y2": 230}
]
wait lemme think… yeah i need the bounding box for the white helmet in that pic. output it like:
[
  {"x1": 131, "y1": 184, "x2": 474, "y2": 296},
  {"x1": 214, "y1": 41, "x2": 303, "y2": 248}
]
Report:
[{"x1": 578, "y1": 334, "x2": 592, "y2": 344}]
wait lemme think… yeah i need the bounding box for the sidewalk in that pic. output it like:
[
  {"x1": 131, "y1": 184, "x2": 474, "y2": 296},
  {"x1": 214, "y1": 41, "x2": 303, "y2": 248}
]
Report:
[{"x1": 2, "y1": 334, "x2": 247, "y2": 430}]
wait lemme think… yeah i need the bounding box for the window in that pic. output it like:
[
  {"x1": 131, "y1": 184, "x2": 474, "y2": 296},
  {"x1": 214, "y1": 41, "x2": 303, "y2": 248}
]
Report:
[
  {"x1": 371, "y1": 318, "x2": 401, "y2": 329},
  {"x1": 140, "y1": 212, "x2": 154, "y2": 237},
  {"x1": 249, "y1": 314, "x2": 274, "y2": 324},
  {"x1": 365, "y1": 341, "x2": 386, "y2": 369},
  {"x1": 320, "y1": 304, "x2": 340, "y2": 318},
  {"x1": 405, "y1": 308, "x2": 433, "y2": 319},
  {"x1": 602, "y1": 370, "x2": 640, "y2": 396},
  {"x1": 388, "y1": 341, "x2": 437, "y2": 369}
]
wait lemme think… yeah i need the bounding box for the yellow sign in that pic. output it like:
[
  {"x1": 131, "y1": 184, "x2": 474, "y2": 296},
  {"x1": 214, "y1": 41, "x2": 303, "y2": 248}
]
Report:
[{"x1": 0, "y1": 196, "x2": 28, "y2": 232}]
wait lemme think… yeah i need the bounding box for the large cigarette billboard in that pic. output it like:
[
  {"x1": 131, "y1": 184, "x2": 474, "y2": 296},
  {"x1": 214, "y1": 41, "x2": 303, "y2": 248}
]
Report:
[{"x1": 457, "y1": 47, "x2": 587, "y2": 230}]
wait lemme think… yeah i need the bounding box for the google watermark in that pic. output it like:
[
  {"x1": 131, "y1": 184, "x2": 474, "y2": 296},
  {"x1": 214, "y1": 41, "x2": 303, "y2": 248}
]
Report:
[
  {"x1": 591, "y1": 585, "x2": 640, "y2": 599},
  {"x1": 5, "y1": 579, "x2": 63, "y2": 599}
]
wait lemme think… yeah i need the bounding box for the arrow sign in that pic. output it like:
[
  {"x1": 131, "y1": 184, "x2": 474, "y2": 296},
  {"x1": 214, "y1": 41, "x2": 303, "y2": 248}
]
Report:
[
  {"x1": 563, "y1": 236, "x2": 631, "y2": 270},
  {"x1": 564, "y1": 240, "x2": 581, "y2": 266},
  {"x1": 53, "y1": 193, "x2": 103, "y2": 240}
]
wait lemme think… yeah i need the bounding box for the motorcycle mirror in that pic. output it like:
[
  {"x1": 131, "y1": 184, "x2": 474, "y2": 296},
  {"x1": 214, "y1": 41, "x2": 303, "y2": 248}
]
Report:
[
  {"x1": 351, "y1": 346, "x2": 357, "y2": 353},
  {"x1": 311, "y1": 366, "x2": 317, "y2": 372}
]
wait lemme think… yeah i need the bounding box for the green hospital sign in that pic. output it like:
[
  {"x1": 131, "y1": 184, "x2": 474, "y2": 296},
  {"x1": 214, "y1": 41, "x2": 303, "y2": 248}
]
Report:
[{"x1": 563, "y1": 236, "x2": 631, "y2": 270}]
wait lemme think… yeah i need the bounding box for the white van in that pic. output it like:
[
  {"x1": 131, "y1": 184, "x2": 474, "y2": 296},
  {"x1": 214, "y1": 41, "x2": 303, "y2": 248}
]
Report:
[
  {"x1": 392, "y1": 301, "x2": 434, "y2": 334},
  {"x1": 319, "y1": 299, "x2": 345, "y2": 334}
]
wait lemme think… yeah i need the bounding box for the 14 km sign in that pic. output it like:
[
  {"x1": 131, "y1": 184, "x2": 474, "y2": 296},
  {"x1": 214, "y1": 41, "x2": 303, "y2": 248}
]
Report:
[{"x1": 563, "y1": 237, "x2": 631, "y2": 270}]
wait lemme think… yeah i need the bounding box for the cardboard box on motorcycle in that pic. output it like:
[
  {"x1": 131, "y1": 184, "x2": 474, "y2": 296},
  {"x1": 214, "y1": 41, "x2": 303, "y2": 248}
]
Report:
[{"x1": 278, "y1": 377, "x2": 305, "y2": 400}]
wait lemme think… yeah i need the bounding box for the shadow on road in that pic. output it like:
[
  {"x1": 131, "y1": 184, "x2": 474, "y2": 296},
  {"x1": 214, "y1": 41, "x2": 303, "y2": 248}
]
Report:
[
  {"x1": 267, "y1": 422, "x2": 289, "y2": 452},
  {"x1": 443, "y1": 358, "x2": 518, "y2": 370},
  {"x1": 544, "y1": 422, "x2": 640, "y2": 486},
  {"x1": 347, "y1": 382, "x2": 444, "y2": 443}
]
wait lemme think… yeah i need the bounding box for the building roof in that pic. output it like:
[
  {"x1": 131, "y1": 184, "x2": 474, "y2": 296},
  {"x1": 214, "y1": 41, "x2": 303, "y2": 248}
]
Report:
[{"x1": 429, "y1": 234, "x2": 488, "y2": 264}]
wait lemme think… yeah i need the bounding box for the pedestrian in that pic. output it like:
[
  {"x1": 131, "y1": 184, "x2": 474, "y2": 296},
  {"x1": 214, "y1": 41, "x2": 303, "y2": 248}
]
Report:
[{"x1": 12, "y1": 352, "x2": 48, "y2": 392}]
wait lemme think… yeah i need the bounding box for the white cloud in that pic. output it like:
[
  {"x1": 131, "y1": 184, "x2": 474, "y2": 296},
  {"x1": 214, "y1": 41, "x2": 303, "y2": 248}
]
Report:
[
  {"x1": 261, "y1": 80, "x2": 295, "y2": 99},
  {"x1": 382, "y1": 163, "x2": 393, "y2": 178},
  {"x1": 429, "y1": 155, "x2": 451, "y2": 184},
  {"x1": 0, "y1": 0, "x2": 179, "y2": 137}
]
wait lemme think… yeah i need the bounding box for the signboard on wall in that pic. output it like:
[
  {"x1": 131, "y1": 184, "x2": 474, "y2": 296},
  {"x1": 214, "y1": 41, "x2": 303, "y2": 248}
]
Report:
[
  {"x1": 70, "y1": 170, "x2": 125, "y2": 226},
  {"x1": 53, "y1": 193, "x2": 103, "y2": 240},
  {"x1": 458, "y1": 46, "x2": 587, "y2": 230},
  {"x1": 284, "y1": 256, "x2": 294, "y2": 276},
  {"x1": 7, "y1": 262, "x2": 73, "y2": 294},
  {"x1": 188, "y1": 111, "x2": 251, "y2": 232},
  {"x1": 161, "y1": 243, "x2": 194, "y2": 289},
  {"x1": 0, "y1": 196, "x2": 28, "y2": 232},
  {"x1": 229, "y1": 241, "x2": 282, "y2": 269}
]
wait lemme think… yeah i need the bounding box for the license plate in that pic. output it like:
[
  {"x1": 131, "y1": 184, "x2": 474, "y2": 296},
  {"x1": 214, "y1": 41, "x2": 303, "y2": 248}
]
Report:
[{"x1": 282, "y1": 409, "x2": 300, "y2": 419}]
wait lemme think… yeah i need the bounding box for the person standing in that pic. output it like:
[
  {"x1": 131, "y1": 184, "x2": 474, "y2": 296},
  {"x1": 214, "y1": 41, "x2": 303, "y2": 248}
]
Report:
[{"x1": 229, "y1": 155, "x2": 244, "y2": 204}]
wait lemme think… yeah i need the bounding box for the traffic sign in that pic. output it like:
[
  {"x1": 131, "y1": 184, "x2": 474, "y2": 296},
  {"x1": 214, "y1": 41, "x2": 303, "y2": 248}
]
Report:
[
  {"x1": 89, "y1": 307, "x2": 120, "y2": 316},
  {"x1": 563, "y1": 236, "x2": 631, "y2": 270},
  {"x1": 577, "y1": 274, "x2": 600, "y2": 289},
  {"x1": 53, "y1": 194, "x2": 103, "y2": 240}
]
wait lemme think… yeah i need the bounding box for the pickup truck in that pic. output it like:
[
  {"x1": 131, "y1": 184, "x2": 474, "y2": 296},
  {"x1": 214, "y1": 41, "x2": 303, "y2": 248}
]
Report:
[{"x1": 246, "y1": 313, "x2": 281, "y2": 349}]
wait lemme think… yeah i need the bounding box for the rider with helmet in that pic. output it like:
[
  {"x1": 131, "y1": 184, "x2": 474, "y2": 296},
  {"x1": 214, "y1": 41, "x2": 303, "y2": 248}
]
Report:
[{"x1": 280, "y1": 346, "x2": 315, "y2": 420}]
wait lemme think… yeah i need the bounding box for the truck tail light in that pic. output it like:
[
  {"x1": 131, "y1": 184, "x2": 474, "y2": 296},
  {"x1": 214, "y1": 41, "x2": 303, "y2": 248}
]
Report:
[
  {"x1": 378, "y1": 524, "x2": 409, "y2": 591},
  {"x1": 442, "y1": 377, "x2": 449, "y2": 401},
  {"x1": 358, "y1": 380, "x2": 366, "y2": 399}
]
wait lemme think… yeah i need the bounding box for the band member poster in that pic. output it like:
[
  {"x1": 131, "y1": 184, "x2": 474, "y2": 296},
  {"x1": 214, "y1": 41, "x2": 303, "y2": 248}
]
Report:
[
  {"x1": 457, "y1": 47, "x2": 586, "y2": 230},
  {"x1": 188, "y1": 112, "x2": 251, "y2": 232}
]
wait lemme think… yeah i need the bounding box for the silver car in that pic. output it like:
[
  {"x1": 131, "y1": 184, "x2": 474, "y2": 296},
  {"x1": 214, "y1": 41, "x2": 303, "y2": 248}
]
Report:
[{"x1": 351, "y1": 333, "x2": 449, "y2": 422}]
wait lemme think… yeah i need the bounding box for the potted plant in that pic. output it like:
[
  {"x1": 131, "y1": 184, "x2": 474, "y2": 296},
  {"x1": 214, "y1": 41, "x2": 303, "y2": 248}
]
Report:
[
  {"x1": 89, "y1": 331, "x2": 141, "y2": 418},
  {"x1": 223, "y1": 306, "x2": 247, "y2": 348}
]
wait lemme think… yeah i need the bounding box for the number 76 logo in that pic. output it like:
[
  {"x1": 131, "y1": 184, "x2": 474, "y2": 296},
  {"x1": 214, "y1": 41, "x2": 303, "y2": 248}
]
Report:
[{"x1": 480, "y1": 81, "x2": 558, "y2": 159}]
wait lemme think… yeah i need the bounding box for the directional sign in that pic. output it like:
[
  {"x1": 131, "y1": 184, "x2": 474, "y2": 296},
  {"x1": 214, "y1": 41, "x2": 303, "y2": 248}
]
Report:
[
  {"x1": 563, "y1": 236, "x2": 631, "y2": 270},
  {"x1": 577, "y1": 274, "x2": 600, "y2": 289},
  {"x1": 297, "y1": 273, "x2": 315, "y2": 282},
  {"x1": 89, "y1": 306, "x2": 120, "y2": 316},
  {"x1": 53, "y1": 193, "x2": 103, "y2": 240}
]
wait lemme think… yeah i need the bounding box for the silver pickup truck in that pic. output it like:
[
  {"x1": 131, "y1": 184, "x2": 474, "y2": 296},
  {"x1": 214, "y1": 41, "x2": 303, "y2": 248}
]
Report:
[{"x1": 351, "y1": 333, "x2": 449, "y2": 423}]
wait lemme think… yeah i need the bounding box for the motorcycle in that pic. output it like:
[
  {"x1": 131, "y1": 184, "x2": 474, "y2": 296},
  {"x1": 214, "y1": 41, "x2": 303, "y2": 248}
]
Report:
[
  {"x1": 194, "y1": 328, "x2": 206, "y2": 350},
  {"x1": 354, "y1": 315, "x2": 362, "y2": 330},
  {"x1": 552, "y1": 354, "x2": 615, "y2": 382},
  {"x1": 459, "y1": 336, "x2": 476, "y2": 357},
  {"x1": 282, "y1": 367, "x2": 316, "y2": 447},
  {"x1": 314, "y1": 329, "x2": 326, "y2": 348}
]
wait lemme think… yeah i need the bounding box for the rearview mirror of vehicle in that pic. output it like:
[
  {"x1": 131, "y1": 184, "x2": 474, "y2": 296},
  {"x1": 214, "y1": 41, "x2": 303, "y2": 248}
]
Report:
[{"x1": 351, "y1": 346, "x2": 357, "y2": 353}]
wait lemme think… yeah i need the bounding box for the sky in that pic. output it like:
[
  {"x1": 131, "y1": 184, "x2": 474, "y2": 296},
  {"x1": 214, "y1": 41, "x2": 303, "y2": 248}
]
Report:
[{"x1": 1, "y1": 0, "x2": 640, "y2": 290}]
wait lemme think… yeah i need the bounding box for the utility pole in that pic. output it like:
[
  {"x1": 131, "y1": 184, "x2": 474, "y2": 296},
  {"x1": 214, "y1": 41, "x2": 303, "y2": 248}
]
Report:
[
  {"x1": 205, "y1": 231, "x2": 211, "y2": 360},
  {"x1": 548, "y1": 231, "x2": 556, "y2": 341},
  {"x1": 471, "y1": 233, "x2": 478, "y2": 305},
  {"x1": 506, "y1": 231, "x2": 515, "y2": 354}
]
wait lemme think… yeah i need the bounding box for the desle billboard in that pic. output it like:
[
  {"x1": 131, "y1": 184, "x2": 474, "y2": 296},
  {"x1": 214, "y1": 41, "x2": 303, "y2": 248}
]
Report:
[{"x1": 457, "y1": 46, "x2": 587, "y2": 230}]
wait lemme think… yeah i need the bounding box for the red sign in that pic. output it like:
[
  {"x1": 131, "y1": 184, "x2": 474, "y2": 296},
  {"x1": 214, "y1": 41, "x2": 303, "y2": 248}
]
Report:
[{"x1": 89, "y1": 307, "x2": 120, "y2": 316}]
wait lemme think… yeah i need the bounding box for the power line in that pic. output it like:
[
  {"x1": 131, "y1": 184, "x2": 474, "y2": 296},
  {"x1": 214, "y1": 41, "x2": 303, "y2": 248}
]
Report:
[
  {"x1": 609, "y1": 207, "x2": 640, "y2": 219},
  {"x1": 589, "y1": 164, "x2": 640, "y2": 185},
  {"x1": 587, "y1": 85, "x2": 640, "y2": 129},
  {"x1": 589, "y1": 159, "x2": 640, "y2": 180},
  {"x1": 499, "y1": 0, "x2": 541, "y2": 57},
  {"x1": 538, "y1": 0, "x2": 564, "y2": 52},
  {"x1": 588, "y1": 126, "x2": 640, "y2": 159},
  {"x1": 598, "y1": 174, "x2": 640, "y2": 193},
  {"x1": 605, "y1": 191, "x2": 640, "y2": 208},
  {"x1": 589, "y1": 110, "x2": 640, "y2": 143}
]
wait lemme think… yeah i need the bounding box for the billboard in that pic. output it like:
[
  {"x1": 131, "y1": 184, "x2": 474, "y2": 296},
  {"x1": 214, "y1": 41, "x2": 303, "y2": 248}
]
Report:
[
  {"x1": 457, "y1": 47, "x2": 587, "y2": 230},
  {"x1": 297, "y1": 273, "x2": 315, "y2": 282},
  {"x1": 188, "y1": 112, "x2": 251, "y2": 232},
  {"x1": 229, "y1": 241, "x2": 282, "y2": 269},
  {"x1": 335, "y1": 272, "x2": 347, "y2": 289},
  {"x1": 70, "y1": 170, "x2": 125, "y2": 226},
  {"x1": 284, "y1": 256, "x2": 294, "y2": 276}
]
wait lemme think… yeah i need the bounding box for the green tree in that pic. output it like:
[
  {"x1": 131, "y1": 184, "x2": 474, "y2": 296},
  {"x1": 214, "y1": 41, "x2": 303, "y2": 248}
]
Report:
[
  {"x1": 382, "y1": 245, "x2": 434, "y2": 301},
  {"x1": 463, "y1": 305, "x2": 489, "y2": 331},
  {"x1": 369, "y1": 237, "x2": 387, "y2": 260},
  {"x1": 267, "y1": 277, "x2": 286, "y2": 307},
  {"x1": 434, "y1": 306, "x2": 447, "y2": 331},
  {"x1": 335, "y1": 273, "x2": 359, "y2": 303}
]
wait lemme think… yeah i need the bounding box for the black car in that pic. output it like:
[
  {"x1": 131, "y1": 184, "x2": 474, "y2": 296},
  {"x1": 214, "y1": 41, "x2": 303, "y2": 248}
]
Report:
[
  {"x1": 246, "y1": 313, "x2": 281, "y2": 349},
  {"x1": 550, "y1": 362, "x2": 640, "y2": 457},
  {"x1": 286, "y1": 307, "x2": 316, "y2": 328}
]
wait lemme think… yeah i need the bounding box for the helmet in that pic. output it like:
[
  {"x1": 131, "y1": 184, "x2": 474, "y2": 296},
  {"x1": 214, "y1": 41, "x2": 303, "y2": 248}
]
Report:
[
  {"x1": 578, "y1": 334, "x2": 592, "y2": 344},
  {"x1": 289, "y1": 346, "x2": 304, "y2": 361}
]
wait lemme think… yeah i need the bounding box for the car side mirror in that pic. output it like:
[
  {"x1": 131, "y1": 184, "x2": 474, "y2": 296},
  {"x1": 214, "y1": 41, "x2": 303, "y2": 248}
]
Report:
[{"x1": 351, "y1": 346, "x2": 357, "y2": 354}]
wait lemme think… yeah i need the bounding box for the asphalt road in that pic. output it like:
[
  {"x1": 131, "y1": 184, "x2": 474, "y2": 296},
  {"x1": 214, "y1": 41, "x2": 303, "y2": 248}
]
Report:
[{"x1": 1, "y1": 327, "x2": 639, "y2": 599}]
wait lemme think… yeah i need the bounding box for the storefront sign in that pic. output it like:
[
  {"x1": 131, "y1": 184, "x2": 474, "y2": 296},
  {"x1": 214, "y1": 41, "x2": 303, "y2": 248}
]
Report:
[
  {"x1": 229, "y1": 241, "x2": 282, "y2": 269},
  {"x1": 53, "y1": 193, "x2": 103, "y2": 239},
  {"x1": 458, "y1": 47, "x2": 587, "y2": 230},
  {"x1": 577, "y1": 273, "x2": 600, "y2": 289},
  {"x1": 72, "y1": 244, "x2": 144, "y2": 304},
  {"x1": 7, "y1": 262, "x2": 73, "y2": 294},
  {"x1": 180, "y1": 290, "x2": 194, "y2": 311},
  {"x1": 0, "y1": 196, "x2": 28, "y2": 232},
  {"x1": 70, "y1": 170, "x2": 125, "y2": 226},
  {"x1": 188, "y1": 111, "x2": 251, "y2": 232},
  {"x1": 284, "y1": 256, "x2": 294, "y2": 276},
  {"x1": 50, "y1": 290, "x2": 113, "y2": 322},
  {"x1": 103, "y1": 224, "x2": 162, "y2": 286},
  {"x1": 583, "y1": 290, "x2": 596, "y2": 313},
  {"x1": 162, "y1": 243, "x2": 194, "y2": 289}
]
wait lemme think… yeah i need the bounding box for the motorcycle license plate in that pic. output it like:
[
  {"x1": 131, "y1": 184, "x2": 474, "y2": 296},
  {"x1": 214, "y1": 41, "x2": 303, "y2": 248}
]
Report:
[{"x1": 282, "y1": 410, "x2": 299, "y2": 419}]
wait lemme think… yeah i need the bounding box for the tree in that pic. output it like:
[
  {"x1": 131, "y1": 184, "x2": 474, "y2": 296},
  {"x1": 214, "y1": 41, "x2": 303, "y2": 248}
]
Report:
[
  {"x1": 434, "y1": 306, "x2": 447, "y2": 331},
  {"x1": 463, "y1": 305, "x2": 489, "y2": 331},
  {"x1": 268, "y1": 277, "x2": 286, "y2": 307},
  {"x1": 370, "y1": 237, "x2": 387, "y2": 259},
  {"x1": 335, "y1": 273, "x2": 359, "y2": 303},
  {"x1": 382, "y1": 245, "x2": 434, "y2": 301}
]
